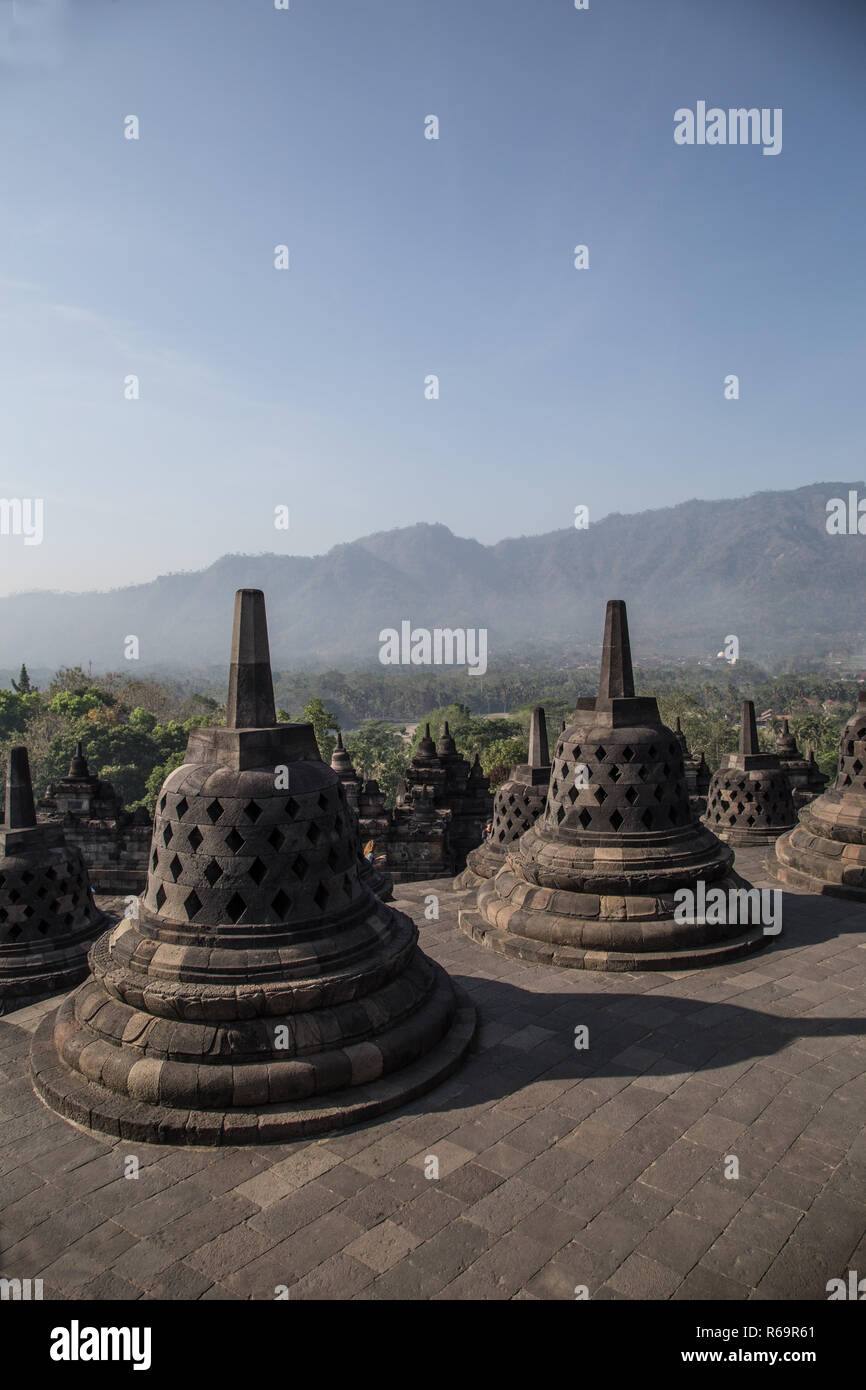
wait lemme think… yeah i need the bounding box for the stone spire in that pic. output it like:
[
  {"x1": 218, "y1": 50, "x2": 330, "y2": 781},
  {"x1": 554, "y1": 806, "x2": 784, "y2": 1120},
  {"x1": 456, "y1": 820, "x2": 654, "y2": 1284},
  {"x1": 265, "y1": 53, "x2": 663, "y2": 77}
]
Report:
[
  {"x1": 775, "y1": 691, "x2": 866, "y2": 899},
  {"x1": 702, "y1": 700, "x2": 795, "y2": 844},
  {"x1": 226, "y1": 589, "x2": 277, "y2": 729},
  {"x1": 527, "y1": 706, "x2": 550, "y2": 770},
  {"x1": 674, "y1": 716, "x2": 689, "y2": 756},
  {"x1": 33, "y1": 588, "x2": 474, "y2": 1143},
  {"x1": 416, "y1": 723, "x2": 436, "y2": 758},
  {"x1": 436, "y1": 721, "x2": 457, "y2": 757},
  {"x1": 68, "y1": 741, "x2": 89, "y2": 780},
  {"x1": 460, "y1": 600, "x2": 765, "y2": 969},
  {"x1": 6, "y1": 746, "x2": 36, "y2": 829},
  {"x1": 776, "y1": 718, "x2": 798, "y2": 756},
  {"x1": 740, "y1": 700, "x2": 760, "y2": 757},
  {"x1": 598, "y1": 599, "x2": 634, "y2": 701},
  {"x1": 330, "y1": 730, "x2": 356, "y2": 780},
  {"x1": 0, "y1": 746, "x2": 106, "y2": 1007}
]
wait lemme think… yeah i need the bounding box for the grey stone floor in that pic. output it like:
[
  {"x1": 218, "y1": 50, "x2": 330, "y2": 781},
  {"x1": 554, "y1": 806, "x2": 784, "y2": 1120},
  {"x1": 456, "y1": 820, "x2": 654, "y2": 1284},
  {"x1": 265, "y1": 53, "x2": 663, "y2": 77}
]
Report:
[{"x1": 2, "y1": 848, "x2": 866, "y2": 1301}]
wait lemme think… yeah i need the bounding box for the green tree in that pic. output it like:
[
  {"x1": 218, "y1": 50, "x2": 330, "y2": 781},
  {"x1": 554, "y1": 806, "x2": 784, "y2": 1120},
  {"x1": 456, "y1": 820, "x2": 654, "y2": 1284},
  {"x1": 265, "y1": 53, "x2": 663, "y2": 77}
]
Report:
[
  {"x1": 301, "y1": 698, "x2": 340, "y2": 765},
  {"x1": 11, "y1": 663, "x2": 34, "y2": 694}
]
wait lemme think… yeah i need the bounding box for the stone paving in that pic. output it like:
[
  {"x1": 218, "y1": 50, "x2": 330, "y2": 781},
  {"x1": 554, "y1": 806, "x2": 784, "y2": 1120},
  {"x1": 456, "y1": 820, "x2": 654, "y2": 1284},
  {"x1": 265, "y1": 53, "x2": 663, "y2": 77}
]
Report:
[{"x1": 2, "y1": 848, "x2": 866, "y2": 1301}]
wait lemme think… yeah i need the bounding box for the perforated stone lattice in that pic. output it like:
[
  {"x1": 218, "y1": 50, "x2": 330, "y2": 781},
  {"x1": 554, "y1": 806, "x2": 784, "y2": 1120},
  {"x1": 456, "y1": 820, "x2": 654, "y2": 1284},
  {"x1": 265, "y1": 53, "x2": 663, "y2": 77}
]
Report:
[
  {"x1": 705, "y1": 771, "x2": 795, "y2": 831},
  {"x1": 837, "y1": 721, "x2": 866, "y2": 792},
  {"x1": 544, "y1": 732, "x2": 691, "y2": 834},
  {"x1": 492, "y1": 781, "x2": 547, "y2": 845},
  {"x1": 0, "y1": 851, "x2": 99, "y2": 946},
  {"x1": 145, "y1": 780, "x2": 359, "y2": 925}
]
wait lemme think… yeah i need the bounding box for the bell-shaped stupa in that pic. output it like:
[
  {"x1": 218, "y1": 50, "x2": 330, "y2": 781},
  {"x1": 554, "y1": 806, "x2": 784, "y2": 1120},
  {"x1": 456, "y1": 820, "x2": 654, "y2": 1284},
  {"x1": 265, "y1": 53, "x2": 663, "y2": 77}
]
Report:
[
  {"x1": 0, "y1": 747, "x2": 106, "y2": 1008},
  {"x1": 455, "y1": 707, "x2": 551, "y2": 888},
  {"x1": 330, "y1": 733, "x2": 393, "y2": 901},
  {"x1": 774, "y1": 719, "x2": 829, "y2": 810},
  {"x1": 703, "y1": 702, "x2": 796, "y2": 844},
  {"x1": 459, "y1": 601, "x2": 765, "y2": 969},
  {"x1": 32, "y1": 590, "x2": 474, "y2": 1143},
  {"x1": 774, "y1": 691, "x2": 866, "y2": 900}
]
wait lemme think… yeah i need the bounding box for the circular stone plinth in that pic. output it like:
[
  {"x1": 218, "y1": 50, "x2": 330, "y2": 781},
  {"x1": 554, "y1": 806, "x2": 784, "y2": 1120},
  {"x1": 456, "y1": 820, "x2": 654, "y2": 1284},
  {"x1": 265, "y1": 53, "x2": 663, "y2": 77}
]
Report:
[
  {"x1": 458, "y1": 905, "x2": 768, "y2": 972},
  {"x1": 31, "y1": 975, "x2": 475, "y2": 1146}
]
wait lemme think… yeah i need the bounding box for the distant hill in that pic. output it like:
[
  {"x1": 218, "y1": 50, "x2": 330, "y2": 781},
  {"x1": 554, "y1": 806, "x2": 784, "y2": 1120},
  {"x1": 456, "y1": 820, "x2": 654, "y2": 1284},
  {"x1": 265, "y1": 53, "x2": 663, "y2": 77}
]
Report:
[{"x1": 0, "y1": 482, "x2": 862, "y2": 672}]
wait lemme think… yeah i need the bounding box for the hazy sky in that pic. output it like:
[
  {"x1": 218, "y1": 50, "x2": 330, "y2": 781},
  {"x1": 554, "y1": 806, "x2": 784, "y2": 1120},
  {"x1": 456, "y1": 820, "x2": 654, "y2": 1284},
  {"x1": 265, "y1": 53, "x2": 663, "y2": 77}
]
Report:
[{"x1": 0, "y1": 0, "x2": 863, "y2": 596}]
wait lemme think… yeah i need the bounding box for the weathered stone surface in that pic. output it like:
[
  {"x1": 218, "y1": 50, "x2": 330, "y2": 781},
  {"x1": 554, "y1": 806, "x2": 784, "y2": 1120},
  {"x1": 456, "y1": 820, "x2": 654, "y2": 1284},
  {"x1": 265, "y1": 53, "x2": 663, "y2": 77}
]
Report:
[
  {"x1": 703, "y1": 702, "x2": 796, "y2": 845},
  {"x1": 459, "y1": 601, "x2": 766, "y2": 970},
  {"x1": 38, "y1": 742, "x2": 151, "y2": 895},
  {"x1": 774, "y1": 691, "x2": 866, "y2": 901},
  {"x1": 32, "y1": 590, "x2": 474, "y2": 1142},
  {"x1": 0, "y1": 747, "x2": 107, "y2": 1011},
  {"x1": 329, "y1": 735, "x2": 393, "y2": 901}
]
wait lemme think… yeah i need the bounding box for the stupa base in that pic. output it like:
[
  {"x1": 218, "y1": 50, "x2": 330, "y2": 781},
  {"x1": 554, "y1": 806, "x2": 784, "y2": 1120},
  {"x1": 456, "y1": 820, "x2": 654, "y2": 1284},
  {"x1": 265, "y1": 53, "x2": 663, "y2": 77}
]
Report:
[
  {"x1": 711, "y1": 826, "x2": 794, "y2": 848},
  {"x1": 31, "y1": 984, "x2": 476, "y2": 1146},
  {"x1": 458, "y1": 906, "x2": 767, "y2": 970},
  {"x1": 0, "y1": 919, "x2": 107, "y2": 1011},
  {"x1": 774, "y1": 824, "x2": 866, "y2": 902}
]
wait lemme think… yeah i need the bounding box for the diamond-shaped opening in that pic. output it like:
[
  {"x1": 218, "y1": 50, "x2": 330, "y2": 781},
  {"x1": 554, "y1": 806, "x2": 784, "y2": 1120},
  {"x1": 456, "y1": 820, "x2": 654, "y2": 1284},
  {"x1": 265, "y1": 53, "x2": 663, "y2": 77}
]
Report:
[
  {"x1": 566, "y1": 785, "x2": 578, "y2": 804},
  {"x1": 572, "y1": 745, "x2": 582, "y2": 759},
  {"x1": 317, "y1": 793, "x2": 329, "y2": 812},
  {"x1": 662, "y1": 763, "x2": 671, "y2": 778},
  {"x1": 578, "y1": 808, "x2": 592, "y2": 829},
  {"x1": 23, "y1": 904, "x2": 34, "y2": 919},
  {"x1": 313, "y1": 884, "x2": 329, "y2": 910},
  {"x1": 292, "y1": 854, "x2": 309, "y2": 879},
  {"x1": 244, "y1": 799, "x2": 262, "y2": 823},
  {"x1": 36, "y1": 885, "x2": 47, "y2": 900},
  {"x1": 159, "y1": 795, "x2": 167, "y2": 813},
  {"x1": 45, "y1": 867, "x2": 56, "y2": 880},
  {"x1": 594, "y1": 746, "x2": 606, "y2": 761},
  {"x1": 653, "y1": 785, "x2": 664, "y2": 801},
  {"x1": 188, "y1": 826, "x2": 203, "y2": 851},
  {"x1": 37, "y1": 921, "x2": 49, "y2": 935},
  {"x1": 284, "y1": 796, "x2": 300, "y2": 819},
  {"x1": 8, "y1": 924, "x2": 22, "y2": 940},
  {"x1": 609, "y1": 765, "x2": 621, "y2": 783},
  {"x1": 176, "y1": 796, "x2": 189, "y2": 818},
  {"x1": 206, "y1": 799, "x2": 223, "y2": 823},
  {"x1": 225, "y1": 893, "x2": 245, "y2": 923},
  {"x1": 162, "y1": 824, "x2": 173, "y2": 846},
  {"x1": 621, "y1": 745, "x2": 634, "y2": 761},
  {"x1": 248, "y1": 857, "x2": 266, "y2": 886},
  {"x1": 306, "y1": 822, "x2": 322, "y2": 845},
  {"x1": 594, "y1": 786, "x2": 607, "y2": 804},
  {"x1": 637, "y1": 765, "x2": 649, "y2": 782},
  {"x1": 641, "y1": 809, "x2": 653, "y2": 829},
  {"x1": 184, "y1": 889, "x2": 202, "y2": 919},
  {"x1": 225, "y1": 828, "x2": 244, "y2": 853},
  {"x1": 155, "y1": 885, "x2": 167, "y2": 909},
  {"x1": 854, "y1": 760, "x2": 863, "y2": 775},
  {"x1": 9, "y1": 889, "x2": 20, "y2": 904},
  {"x1": 746, "y1": 815, "x2": 756, "y2": 826},
  {"x1": 20, "y1": 870, "x2": 33, "y2": 884},
  {"x1": 334, "y1": 815, "x2": 343, "y2": 835},
  {"x1": 151, "y1": 850, "x2": 159, "y2": 870},
  {"x1": 271, "y1": 889, "x2": 291, "y2": 921},
  {"x1": 625, "y1": 787, "x2": 639, "y2": 805},
  {"x1": 668, "y1": 807, "x2": 679, "y2": 824},
  {"x1": 168, "y1": 854, "x2": 183, "y2": 882},
  {"x1": 203, "y1": 859, "x2": 223, "y2": 886},
  {"x1": 0, "y1": 908, "x2": 7, "y2": 922},
  {"x1": 609, "y1": 809, "x2": 623, "y2": 831},
  {"x1": 327, "y1": 850, "x2": 339, "y2": 871},
  {"x1": 267, "y1": 827, "x2": 283, "y2": 851}
]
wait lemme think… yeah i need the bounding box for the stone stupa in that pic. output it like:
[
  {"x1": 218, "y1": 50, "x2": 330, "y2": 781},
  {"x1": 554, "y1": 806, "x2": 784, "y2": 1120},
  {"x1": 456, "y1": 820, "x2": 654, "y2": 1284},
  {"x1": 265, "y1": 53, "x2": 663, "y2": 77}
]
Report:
[
  {"x1": 775, "y1": 719, "x2": 829, "y2": 809},
  {"x1": 459, "y1": 600, "x2": 766, "y2": 970},
  {"x1": 674, "y1": 717, "x2": 711, "y2": 807},
  {"x1": 774, "y1": 691, "x2": 866, "y2": 901},
  {"x1": 32, "y1": 590, "x2": 474, "y2": 1143},
  {"x1": 330, "y1": 732, "x2": 394, "y2": 902},
  {"x1": 455, "y1": 706, "x2": 551, "y2": 889},
  {"x1": 703, "y1": 701, "x2": 796, "y2": 845},
  {"x1": 0, "y1": 747, "x2": 106, "y2": 1009}
]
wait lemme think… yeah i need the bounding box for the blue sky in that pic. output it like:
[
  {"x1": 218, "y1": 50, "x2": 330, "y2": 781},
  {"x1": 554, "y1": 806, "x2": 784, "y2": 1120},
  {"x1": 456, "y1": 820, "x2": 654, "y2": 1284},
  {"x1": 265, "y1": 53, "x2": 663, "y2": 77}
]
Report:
[{"x1": 0, "y1": 0, "x2": 862, "y2": 595}]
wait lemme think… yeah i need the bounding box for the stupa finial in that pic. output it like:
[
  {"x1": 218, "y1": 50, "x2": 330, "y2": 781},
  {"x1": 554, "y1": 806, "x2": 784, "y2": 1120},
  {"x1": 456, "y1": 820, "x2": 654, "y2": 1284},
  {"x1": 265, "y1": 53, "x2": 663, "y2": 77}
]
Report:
[
  {"x1": 598, "y1": 599, "x2": 635, "y2": 701},
  {"x1": 226, "y1": 589, "x2": 277, "y2": 729},
  {"x1": 5, "y1": 746, "x2": 37, "y2": 830},
  {"x1": 740, "y1": 700, "x2": 760, "y2": 756},
  {"x1": 528, "y1": 706, "x2": 550, "y2": 768}
]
